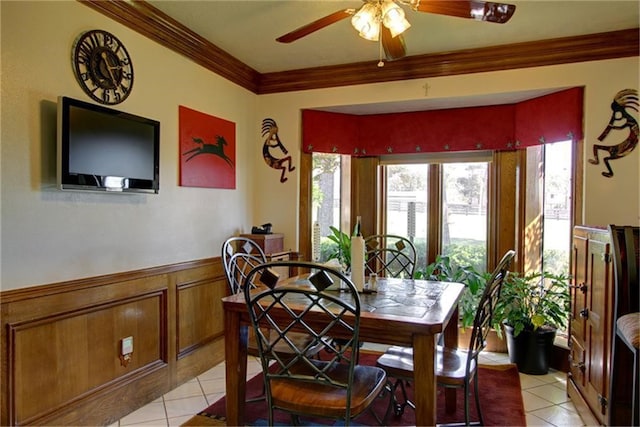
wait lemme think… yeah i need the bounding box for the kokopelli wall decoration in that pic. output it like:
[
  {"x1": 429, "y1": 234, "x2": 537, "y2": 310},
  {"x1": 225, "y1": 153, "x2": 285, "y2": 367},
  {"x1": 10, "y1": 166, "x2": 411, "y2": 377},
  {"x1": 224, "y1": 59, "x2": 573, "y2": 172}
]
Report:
[
  {"x1": 589, "y1": 88, "x2": 638, "y2": 178},
  {"x1": 261, "y1": 118, "x2": 295, "y2": 183}
]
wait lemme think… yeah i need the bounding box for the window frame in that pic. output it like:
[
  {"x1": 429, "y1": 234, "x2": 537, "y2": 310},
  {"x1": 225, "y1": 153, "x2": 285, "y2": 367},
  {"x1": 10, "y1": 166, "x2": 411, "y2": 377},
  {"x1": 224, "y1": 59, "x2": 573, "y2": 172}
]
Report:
[{"x1": 299, "y1": 140, "x2": 583, "y2": 275}]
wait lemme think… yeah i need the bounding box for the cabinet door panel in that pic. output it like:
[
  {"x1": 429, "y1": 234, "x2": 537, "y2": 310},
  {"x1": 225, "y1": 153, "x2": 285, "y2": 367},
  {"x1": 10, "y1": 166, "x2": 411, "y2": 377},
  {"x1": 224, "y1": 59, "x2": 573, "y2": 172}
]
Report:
[
  {"x1": 585, "y1": 234, "x2": 613, "y2": 421},
  {"x1": 569, "y1": 335, "x2": 586, "y2": 385},
  {"x1": 570, "y1": 232, "x2": 588, "y2": 343},
  {"x1": 569, "y1": 227, "x2": 613, "y2": 426}
]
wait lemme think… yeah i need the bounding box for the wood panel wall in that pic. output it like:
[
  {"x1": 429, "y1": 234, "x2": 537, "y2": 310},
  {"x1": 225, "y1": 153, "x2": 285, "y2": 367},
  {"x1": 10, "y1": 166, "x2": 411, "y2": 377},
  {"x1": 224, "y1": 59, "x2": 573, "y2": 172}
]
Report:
[{"x1": 0, "y1": 257, "x2": 227, "y2": 426}]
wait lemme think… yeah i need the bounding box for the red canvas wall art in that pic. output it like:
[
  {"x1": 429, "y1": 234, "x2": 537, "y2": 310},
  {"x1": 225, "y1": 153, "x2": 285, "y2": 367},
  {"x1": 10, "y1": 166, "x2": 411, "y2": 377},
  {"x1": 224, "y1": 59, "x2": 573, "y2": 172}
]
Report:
[{"x1": 179, "y1": 105, "x2": 236, "y2": 189}]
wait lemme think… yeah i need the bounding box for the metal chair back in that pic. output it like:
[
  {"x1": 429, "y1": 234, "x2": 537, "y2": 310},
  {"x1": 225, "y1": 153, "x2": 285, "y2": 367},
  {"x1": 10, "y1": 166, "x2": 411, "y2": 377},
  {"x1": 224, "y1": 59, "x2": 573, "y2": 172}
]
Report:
[
  {"x1": 365, "y1": 234, "x2": 417, "y2": 279},
  {"x1": 222, "y1": 237, "x2": 267, "y2": 294},
  {"x1": 466, "y1": 249, "x2": 516, "y2": 370},
  {"x1": 243, "y1": 261, "x2": 368, "y2": 424}
]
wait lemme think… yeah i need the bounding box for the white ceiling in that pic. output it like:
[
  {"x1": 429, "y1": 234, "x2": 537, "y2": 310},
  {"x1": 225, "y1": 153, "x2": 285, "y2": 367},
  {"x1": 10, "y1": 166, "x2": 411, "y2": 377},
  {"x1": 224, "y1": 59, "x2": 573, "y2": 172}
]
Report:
[{"x1": 148, "y1": 0, "x2": 639, "y2": 73}]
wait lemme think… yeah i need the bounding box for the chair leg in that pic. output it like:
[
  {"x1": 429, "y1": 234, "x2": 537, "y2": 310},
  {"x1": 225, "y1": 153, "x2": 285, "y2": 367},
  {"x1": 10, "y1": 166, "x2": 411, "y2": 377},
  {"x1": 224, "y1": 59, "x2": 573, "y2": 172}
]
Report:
[
  {"x1": 381, "y1": 378, "x2": 415, "y2": 424},
  {"x1": 464, "y1": 380, "x2": 471, "y2": 426},
  {"x1": 473, "y1": 370, "x2": 484, "y2": 426},
  {"x1": 633, "y1": 348, "x2": 639, "y2": 426},
  {"x1": 366, "y1": 384, "x2": 390, "y2": 426}
]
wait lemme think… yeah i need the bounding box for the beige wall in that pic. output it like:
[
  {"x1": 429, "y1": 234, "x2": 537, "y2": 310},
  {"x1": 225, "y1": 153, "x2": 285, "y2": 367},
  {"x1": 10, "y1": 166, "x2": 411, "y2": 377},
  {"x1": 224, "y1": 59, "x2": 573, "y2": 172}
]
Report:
[
  {"x1": 1, "y1": 1, "x2": 258, "y2": 290},
  {"x1": 1, "y1": 1, "x2": 638, "y2": 291},
  {"x1": 255, "y1": 58, "x2": 640, "y2": 250}
]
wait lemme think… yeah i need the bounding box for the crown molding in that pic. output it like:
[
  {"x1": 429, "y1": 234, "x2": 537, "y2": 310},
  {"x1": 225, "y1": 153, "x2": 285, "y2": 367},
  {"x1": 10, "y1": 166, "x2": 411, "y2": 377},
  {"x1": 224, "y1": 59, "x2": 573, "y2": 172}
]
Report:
[{"x1": 81, "y1": 0, "x2": 639, "y2": 95}]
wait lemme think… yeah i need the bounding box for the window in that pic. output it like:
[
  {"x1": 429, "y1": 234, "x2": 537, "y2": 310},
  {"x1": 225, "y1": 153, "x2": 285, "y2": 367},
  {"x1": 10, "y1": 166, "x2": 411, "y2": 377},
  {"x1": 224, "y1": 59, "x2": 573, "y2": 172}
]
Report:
[
  {"x1": 523, "y1": 140, "x2": 575, "y2": 277},
  {"x1": 441, "y1": 162, "x2": 488, "y2": 272},
  {"x1": 385, "y1": 164, "x2": 429, "y2": 271},
  {"x1": 541, "y1": 140, "x2": 573, "y2": 276},
  {"x1": 300, "y1": 141, "x2": 580, "y2": 279},
  {"x1": 311, "y1": 153, "x2": 348, "y2": 262},
  {"x1": 384, "y1": 160, "x2": 489, "y2": 273}
]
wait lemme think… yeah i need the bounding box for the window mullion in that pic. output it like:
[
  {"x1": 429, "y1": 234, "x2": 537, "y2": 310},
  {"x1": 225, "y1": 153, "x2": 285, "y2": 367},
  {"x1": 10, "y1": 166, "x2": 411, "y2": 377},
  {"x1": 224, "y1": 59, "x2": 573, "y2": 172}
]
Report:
[{"x1": 427, "y1": 164, "x2": 442, "y2": 265}]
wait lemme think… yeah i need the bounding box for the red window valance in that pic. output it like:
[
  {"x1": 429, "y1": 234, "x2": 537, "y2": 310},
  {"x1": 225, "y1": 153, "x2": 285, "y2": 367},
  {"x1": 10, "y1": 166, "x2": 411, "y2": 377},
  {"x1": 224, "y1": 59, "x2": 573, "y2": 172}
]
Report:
[{"x1": 302, "y1": 87, "x2": 583, "y2": 156}]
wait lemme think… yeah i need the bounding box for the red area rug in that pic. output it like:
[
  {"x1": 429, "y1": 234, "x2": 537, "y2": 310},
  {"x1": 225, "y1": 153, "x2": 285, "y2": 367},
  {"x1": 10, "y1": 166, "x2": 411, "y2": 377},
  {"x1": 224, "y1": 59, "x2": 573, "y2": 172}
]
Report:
[{"x1": 183, "y1": 352, "x2": 525, "y2": 426}]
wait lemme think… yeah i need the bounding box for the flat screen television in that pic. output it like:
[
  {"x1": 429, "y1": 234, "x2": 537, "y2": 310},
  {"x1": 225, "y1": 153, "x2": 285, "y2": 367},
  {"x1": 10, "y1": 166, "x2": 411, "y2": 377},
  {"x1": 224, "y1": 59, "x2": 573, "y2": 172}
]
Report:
[{"x1": 57, "y1": 96, "x2": 160, "y2": 193}]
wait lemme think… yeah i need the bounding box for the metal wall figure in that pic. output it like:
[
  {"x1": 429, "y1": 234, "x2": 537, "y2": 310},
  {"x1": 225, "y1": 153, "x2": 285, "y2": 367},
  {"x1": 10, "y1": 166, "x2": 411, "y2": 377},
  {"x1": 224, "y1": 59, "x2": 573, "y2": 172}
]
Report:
[
  {"x1": 261, "y1": 118, "x2": 295, "y2": 183},
  {"x1": 589, "y1": 88, "x2": 639, "y2": 178}
]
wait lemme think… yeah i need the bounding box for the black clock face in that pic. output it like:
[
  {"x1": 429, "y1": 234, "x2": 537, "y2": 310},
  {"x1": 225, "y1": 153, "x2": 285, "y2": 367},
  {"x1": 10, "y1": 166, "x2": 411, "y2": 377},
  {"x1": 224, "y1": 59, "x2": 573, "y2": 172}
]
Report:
[{"x1": 72, "y1": 30, "x2": 134, "y2": 105}]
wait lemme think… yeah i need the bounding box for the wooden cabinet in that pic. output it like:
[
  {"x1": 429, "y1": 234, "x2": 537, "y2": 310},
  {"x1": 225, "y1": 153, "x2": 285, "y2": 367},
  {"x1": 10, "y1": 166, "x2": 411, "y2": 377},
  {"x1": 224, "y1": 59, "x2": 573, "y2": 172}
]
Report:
[
  {"x1": 240, "y1": 233, "x2": 284, "y2": 254},
  {"x1": 267, "y1": 251, "x2": 303, "y2": 280},
  {"x1": 239, "y1": 233, "x2": 302, "y2": 280},
  {"x1": 568, "y1": 226, "x2": 614, "y2": 425}
]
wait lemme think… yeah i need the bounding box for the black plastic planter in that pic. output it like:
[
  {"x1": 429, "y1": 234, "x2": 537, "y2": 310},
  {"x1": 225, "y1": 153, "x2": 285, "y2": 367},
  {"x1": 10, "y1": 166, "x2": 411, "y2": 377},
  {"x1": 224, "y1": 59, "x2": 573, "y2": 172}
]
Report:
[{"x1": 504, "y1": 324, "x2": 556, "y2": 375}]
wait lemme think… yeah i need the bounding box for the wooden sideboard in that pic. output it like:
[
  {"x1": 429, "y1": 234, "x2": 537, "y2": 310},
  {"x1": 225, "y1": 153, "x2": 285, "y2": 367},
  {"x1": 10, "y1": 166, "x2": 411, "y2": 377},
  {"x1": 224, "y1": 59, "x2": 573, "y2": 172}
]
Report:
[
  {"x1": 240, "y1": 233, "x2": 284, "y2": 254},
  {"x1": 567, "y1": 226, "x2": 614, "y2": 425}
]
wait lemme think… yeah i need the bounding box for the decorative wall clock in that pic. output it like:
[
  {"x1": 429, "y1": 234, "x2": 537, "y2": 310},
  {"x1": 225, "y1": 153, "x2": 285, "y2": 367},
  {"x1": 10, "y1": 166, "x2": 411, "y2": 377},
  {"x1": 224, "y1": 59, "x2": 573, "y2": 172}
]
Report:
[{"x1": 72, "y1": 29, "x2": 134, "y2": 105}]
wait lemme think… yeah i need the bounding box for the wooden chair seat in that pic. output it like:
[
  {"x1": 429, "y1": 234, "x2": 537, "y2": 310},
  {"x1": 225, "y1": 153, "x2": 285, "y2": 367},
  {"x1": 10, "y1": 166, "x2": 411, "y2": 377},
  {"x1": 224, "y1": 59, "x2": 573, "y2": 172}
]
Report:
[
  {"x1": 271, "y1": 360, "x2": 387, "y2": 419},
  {"x1": 376, "y1": 345, "x2": 477, "y2": 386}
]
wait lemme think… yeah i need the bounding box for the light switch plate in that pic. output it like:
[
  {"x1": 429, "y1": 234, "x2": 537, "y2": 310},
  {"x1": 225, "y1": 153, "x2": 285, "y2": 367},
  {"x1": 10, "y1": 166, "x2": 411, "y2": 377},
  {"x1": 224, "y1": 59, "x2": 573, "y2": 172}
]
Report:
[{"x1": 121, "y1": 336, "x2": 133, "y2": 355}]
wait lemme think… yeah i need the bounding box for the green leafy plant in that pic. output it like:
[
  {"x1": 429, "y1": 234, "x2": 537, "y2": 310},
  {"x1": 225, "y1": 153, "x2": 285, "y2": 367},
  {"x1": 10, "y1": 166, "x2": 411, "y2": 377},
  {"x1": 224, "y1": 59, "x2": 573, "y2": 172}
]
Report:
[
  {"x1": 325, "y1": 226, "x2": 352, "y2": 269},
  {"x1": 415, "y1": 254, "x2": 487, "y2": 328},
  {"x1": 492, "y1": 271, "x2": 570, "y2": 337}
]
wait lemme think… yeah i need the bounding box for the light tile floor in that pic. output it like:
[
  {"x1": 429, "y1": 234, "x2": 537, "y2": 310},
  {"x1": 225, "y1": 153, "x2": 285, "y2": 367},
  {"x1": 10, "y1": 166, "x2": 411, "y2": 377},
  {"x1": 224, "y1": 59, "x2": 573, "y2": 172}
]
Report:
[{"x1": 113, "y1": 350, "x2": 584, "y2": 427}]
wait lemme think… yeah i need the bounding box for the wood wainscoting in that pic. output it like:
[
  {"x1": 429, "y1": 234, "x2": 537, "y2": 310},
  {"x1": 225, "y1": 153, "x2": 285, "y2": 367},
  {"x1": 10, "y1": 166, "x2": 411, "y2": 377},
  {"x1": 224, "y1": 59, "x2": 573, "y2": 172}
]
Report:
[{"x1": 0, "y1": 257, "x2": 227, "y2": 426}]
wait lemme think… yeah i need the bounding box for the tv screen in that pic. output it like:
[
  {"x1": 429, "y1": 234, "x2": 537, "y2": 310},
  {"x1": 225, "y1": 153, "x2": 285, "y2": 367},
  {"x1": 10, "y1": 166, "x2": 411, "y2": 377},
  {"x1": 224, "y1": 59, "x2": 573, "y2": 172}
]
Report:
[{"x1": 57, "y1": 96, "x2": 160, "y2": 193}]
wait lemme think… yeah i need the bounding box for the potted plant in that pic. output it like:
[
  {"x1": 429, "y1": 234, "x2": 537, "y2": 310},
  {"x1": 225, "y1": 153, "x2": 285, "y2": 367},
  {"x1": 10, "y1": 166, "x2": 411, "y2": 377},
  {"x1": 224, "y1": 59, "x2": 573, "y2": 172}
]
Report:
[
  {"x1": 492, "y1": 271, "x2": 570, "y2": 374},
  {"x1": 326, "y1": 226, "x2": 352, "y2": 271}
]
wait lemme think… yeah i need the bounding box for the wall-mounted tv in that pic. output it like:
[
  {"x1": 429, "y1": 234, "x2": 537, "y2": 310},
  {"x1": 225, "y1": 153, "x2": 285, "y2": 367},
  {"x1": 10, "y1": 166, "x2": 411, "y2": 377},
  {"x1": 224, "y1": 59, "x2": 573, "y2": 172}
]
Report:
[{"x1": 57, "y1": 96, "x2": 160, "y2": 193}]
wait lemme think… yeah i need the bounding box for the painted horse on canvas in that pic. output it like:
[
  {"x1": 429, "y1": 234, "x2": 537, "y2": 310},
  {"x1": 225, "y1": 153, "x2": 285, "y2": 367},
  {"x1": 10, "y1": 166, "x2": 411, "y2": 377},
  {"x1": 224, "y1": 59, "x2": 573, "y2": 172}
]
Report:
[
  {"x1": 261, "y1": 118, "x2": 295, "y2": 183},
  {"x1": 589, "y1": 88, "x2": 638, "y2": 178},
  {"x1": 183, "y1": 135, "x2": 234, "y2": 167}
]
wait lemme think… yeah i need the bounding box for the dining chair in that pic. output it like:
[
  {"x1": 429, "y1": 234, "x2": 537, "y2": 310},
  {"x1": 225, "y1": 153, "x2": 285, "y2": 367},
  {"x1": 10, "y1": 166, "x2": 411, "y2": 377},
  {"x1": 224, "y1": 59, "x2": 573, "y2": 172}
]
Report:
[
  {"x1": 243, "y1": 260, "x2": 388, "y2": 426},
  {"x1": 222, "y1": 236, "x2": 267, "y2": 295},
  {"x1": 376, "y1": 249, "x2": 516, "y2": 426},
  {"x1": 332, "y1": 233, "x2": 417, "y2": 353},
  {"x1": 221, "y1": 237, "x2": 324, "y2": 402},
  {"x1": 365, "y1": 234, "x2": 417, "y2": 279}
]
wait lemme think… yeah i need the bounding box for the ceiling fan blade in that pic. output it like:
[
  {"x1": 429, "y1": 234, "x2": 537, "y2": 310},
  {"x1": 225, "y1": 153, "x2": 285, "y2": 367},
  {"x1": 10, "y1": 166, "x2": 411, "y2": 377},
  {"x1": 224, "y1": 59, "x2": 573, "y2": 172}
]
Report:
[
  {"x1": 381, "y1": 27, "x2": 407, "y2": 61},
  {"x1": 276, "y1": 9, "x2": 355, "y2": 43},
  {"x1": 410, "y1": 0, "x2": 516, "y2": 24}
]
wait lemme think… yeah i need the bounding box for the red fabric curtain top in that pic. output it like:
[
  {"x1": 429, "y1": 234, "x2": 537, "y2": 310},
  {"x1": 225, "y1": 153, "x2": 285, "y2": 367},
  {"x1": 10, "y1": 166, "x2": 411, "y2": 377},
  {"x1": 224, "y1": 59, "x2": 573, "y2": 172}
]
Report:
[{"x1": 302, "y1": 87, "x2": 584, "y2": 156}]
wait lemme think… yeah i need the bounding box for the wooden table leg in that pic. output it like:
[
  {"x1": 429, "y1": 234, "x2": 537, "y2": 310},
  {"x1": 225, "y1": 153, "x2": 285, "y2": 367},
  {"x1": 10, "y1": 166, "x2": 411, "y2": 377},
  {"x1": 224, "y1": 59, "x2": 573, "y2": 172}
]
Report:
[
  {"x1": 443, "y1": 306, "x2": 459, "y2": 414},
  {"x1": 413, "y1": 333, "x2": 437, "y2": 426},
  {"x1": 224, "y1": 309, "x2": 247, "y2": 426}
]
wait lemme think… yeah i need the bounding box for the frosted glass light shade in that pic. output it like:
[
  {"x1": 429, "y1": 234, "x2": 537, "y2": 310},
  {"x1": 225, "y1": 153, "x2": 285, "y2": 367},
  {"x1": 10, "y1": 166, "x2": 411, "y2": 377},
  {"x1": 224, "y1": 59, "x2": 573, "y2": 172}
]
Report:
[
  {"x1": 351, "y1": 2, "x2": 381, "y2": 41},
  {"x1": 382, "y1": 1, "x2": 411, "y2": 37}
]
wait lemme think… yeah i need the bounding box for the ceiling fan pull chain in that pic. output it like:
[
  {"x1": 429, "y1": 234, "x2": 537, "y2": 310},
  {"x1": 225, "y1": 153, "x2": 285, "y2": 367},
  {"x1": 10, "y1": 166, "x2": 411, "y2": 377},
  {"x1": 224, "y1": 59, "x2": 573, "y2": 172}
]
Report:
[{"x1": 378, "y1": 25, "x2": 385, "y2": 67}]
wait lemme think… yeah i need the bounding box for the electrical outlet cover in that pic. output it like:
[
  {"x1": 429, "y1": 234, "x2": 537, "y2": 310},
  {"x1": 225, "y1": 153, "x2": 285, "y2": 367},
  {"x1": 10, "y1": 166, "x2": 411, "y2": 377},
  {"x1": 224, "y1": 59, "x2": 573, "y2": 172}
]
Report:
[{"x1": 121, "y1": 336, "x2": 133, "y2": 355}]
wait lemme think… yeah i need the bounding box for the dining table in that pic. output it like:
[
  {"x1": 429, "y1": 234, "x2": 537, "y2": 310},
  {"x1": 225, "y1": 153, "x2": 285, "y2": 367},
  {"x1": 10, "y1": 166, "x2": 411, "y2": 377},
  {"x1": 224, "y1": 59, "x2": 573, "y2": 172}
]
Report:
[{"x1": 222, "y1": 274, "x2": 466, "y2": 426}]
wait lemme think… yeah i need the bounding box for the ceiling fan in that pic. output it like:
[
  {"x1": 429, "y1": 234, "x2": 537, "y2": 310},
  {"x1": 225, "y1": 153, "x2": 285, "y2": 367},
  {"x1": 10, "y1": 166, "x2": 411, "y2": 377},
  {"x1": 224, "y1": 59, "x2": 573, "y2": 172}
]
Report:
[{"x1": 276, "y1": 0, "x2": 516, "y2": 64}]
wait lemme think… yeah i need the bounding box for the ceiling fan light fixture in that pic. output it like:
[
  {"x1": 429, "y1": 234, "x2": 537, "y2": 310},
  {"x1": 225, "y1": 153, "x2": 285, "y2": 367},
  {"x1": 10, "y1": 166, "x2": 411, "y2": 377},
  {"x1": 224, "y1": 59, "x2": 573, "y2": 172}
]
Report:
[
  {"x1": 383, "y1": 5, "x2": 411, "y2": 38},
  {"x1": 360, "y1": 24, "x2": 381, "y2": 41},
  {"x1": 351, "y1": 2, "x2": 381, "y2": 41}
]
